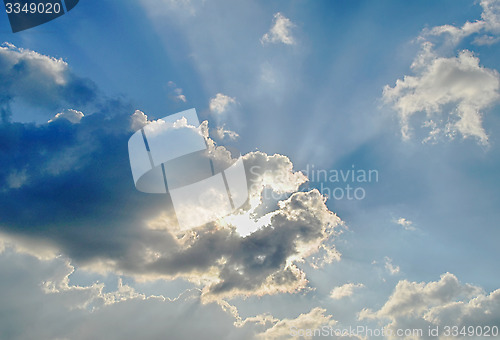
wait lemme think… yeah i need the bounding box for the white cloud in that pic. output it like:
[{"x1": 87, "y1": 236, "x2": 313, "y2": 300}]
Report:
[
  {"x1": 52, "y1": 139, "x2": 342, "y2": 302},
  {"x1": 384, "y1": 0, "x2": 500, "y2": 145},
  {"x1": 383, "y1": 47, "x2": 499, "y2": 145},
  {"x1": 0, "y1": 42, "x2": 68, "y2": 86},
  {"x1": 261, "y1": 12, "x2": 296, "y2": 45},
  {"x1": 48, "y1": 109, "x2": 85, "y2": 124},
  {"x1": 384, "y1": 257, "x2": 400, "y2": 276},
  {"x1": 2, "y1": 100, "x2": 344, "y2": 303},
  {"x1": 330, "y1": 283, "x2": 365, "y2": 300},
  {"x1": 213, "y1": 125, "x2": 239, "y2": 140},
  {"x1": 130, "y1": 110, "x2": 149, "y2": 131},
  {"x1": 256, "y1": 307, "x2": 336, "y2": 340},
  {"x1": 359, "y1": 273, "x2": 498, "y2": 340},
  {"x1": 0, "y1": 43, "x2": 96, "y2": 121},
  {"x1": 130, "y1": 109, "x2": 195, "y2": 133},
  {"x1": 426, "y1": 0, "x2": 500, "y2": 45},
  {"x1": 395, "y1": 218, "x2": 416, "y2": 231},
  {"x1": 167, "y1": 80, "x2": 187, "y2": 102},
  {"x1": 209, "y1": 93, "x2": 236, "y2": 114}
]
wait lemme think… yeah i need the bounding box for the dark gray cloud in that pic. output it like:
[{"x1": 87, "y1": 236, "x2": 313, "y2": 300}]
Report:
[
  {"x1": 0, "y1": 43, "x2": 342, "y2": 302},
  {"x1": 0, "y1": 111, "x2": 341, "y2": 301}
]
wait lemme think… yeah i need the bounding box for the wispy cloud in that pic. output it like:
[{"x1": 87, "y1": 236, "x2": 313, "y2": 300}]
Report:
[
  {"x1": 212, "y1": 125, "x2": 239, "y2": 140},
  {"x1": 384, "y1": 257, "x2": 400, "y2": 276},
  {"x1": 425, "y1": 0, "x2": 500, "y2": 46},
  {"x1": 167, "y1": 81, "x2": 187, "y2": 102}
]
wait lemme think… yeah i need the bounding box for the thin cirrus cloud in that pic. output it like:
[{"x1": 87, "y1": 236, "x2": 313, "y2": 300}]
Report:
[{"x1": 383, "y1": 0, "x2": 500, "y2": 145}]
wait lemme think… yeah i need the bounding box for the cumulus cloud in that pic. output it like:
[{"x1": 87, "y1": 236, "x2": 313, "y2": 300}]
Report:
[
  {"x1": 125, "y1": 179, "x2": 342, "y2": 302},
  {"x1": 130, "y1": 109, "x2": 149, "y2": 131},
  {"x1": 255, "y1": 307, "x2": 363, "y2": 340},
  {"x1": 0, "y1": 104, "x2": 343, "y2": 303},
  {"x1": 209, "y1": 93, "x2": 236, "y2": 114},
  {"x1": 330, "y1": 283, "x2": 365, "y2": 300},
  {"x1": 261, "y1": 12, "x2": 296, "y2": 45},
  {"x1": 384, "y1": 1, "x2": 500, "y2": 145},
  {"x1": 384, "y1": 47, "x2": 499, "y2": 144},
  {"x1": 257, "y1": 307, "x2": 336, "y2": 339},
  {"x1": 359, "y1": 273, "x2": 499, "y2": 340},
  {"x1": 0, "y1": 43, "x2": 347, "y2": 337},
  {"x1": 48, "y1": 109, "x2": 85, "y2": 124},
  {"x1": 0, "y1": 43, "x2": 96, "y2": 122}
]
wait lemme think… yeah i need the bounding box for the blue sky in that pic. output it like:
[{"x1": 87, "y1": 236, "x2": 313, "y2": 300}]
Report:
[{"x1": 1, "y1": 0, "x2": 500, "y2": 339}]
